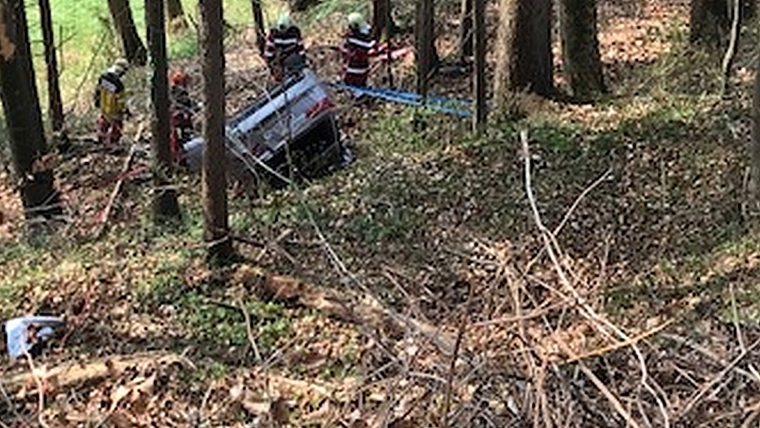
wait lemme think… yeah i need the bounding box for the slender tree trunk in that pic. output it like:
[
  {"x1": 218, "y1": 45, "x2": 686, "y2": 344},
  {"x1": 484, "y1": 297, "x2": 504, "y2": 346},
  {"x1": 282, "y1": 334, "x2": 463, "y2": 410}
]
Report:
[
  {"x1": 690, "y1": 0, "x2": 730, "y2": 46},
  {"x1": 385, "y1": 0, "x2": 395, "y2": 88},
  {"x1": 250, "y1": 0, "x2": 266, "y2": 55},
  {"x1": 147, "y1": 0, "x2": 181, "y2": 222},
  {"x1": 166, "y1": 0, "x2": 187, "y2": 31},
  {"x1": 372, "y1": 0, "x2": 388, "y2": 40},
  {"x1": 559, "y1": 0, "x2": 605, "y2": 101},
  {"x1": 107, "y1": 0, "x2": 148, "y2": 65},
  {"x1": 200, "y1": 0, "x2": 233, "y2": 262},
  {"x1": 749, "y1": 35, "x2": 760, "y2": 222},
  {"x1": 473, "y1": 0, "x2": 486, "y2": 130},
  {"x1": 415, "y1": 0, "x2": 438, "y2": 96},
  {"x1": 493, "y1": 0, "x2": 553, "y2": 107},
  {"x1": 459, "y1": 0, "x2": 473, "y2": 63},
  {"x1": 720, "y1": 0, "x2": 742, "y2": 96},
  {"x1": 38, "y1": 0, "x2": 64, "y2": 135},
  {"x1": 0, "y1": 0, "x2": 62, "y2": 222}
]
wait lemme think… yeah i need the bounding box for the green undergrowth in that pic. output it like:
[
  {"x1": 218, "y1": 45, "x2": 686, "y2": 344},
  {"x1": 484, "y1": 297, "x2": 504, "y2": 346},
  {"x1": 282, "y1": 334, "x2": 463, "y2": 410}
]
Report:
[
  {"x1": 5, "y1": 16, "x2": 760, "y2": 390},
  {"x1": 25, "y1": 0, "x2": 274, "y2": 111},
  {"x1": 216, "y1": 74, "x2": 758, "y2": 327}
]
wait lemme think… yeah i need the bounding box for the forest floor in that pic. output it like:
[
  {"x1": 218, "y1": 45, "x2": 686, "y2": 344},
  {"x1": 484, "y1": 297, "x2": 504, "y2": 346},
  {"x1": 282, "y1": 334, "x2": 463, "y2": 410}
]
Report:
[{"x1": 3, "y1": 0, "x2": 760, "y2": 426}]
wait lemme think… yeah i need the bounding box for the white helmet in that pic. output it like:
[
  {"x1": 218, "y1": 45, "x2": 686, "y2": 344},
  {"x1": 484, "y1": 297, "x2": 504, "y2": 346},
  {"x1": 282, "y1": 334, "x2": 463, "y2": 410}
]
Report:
[
  {"x1": 110, "y1": 58, "x2": 129, "y2": 76},
  {"x1": 276, "y1": 13, "x2": 292, "y2": 30},
  {"x1": 347, "y1": 12, "x2": 364, "y2": 29}
]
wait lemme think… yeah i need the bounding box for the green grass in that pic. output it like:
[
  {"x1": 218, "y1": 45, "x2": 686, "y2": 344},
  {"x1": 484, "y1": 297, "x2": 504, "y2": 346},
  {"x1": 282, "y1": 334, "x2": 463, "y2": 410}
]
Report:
[{"x1": 24, "y1": 0, "x2": 280, "y2": 111}]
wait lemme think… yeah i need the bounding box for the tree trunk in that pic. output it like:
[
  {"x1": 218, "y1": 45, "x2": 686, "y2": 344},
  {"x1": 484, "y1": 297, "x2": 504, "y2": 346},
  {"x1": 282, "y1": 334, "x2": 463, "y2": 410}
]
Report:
[
  {"x1": 493, "y1": 0, "x2": 553, "y2": 107},
  {"x1": 720, "y1": 0, "x2": 742, "y2": 96},
  {"x1": 690, "y1": 0, "x2": 730, "y2": 46},
  {"x1": 147, "y1": 0, "x2": 181, "y2": 222},
  {"x1": 290, "y1": 0, "x2": 318, "y2": 12},
  {"x1": 415, "y1": 0, "x2": 438, "y2": 96},
  {"x1": 0, "y1": 0, "x2": 62, "y2": 222},
  {"x1": 250, "y1": 0, "x2": 266, "y2": 55},
  {"x1": 200, "y1": 0, "x2": 233, "y2": 262},
  {"x1": 107, "y1": 0, "x2": 148, "y2": 65},
  {"x1": 166, "y1": 0, "x2": 187, "y2": 31},
  {"x1": 459, "y1": 0, "x2": 473, "y2": 63},
  {"x1": 38, "y1": 0, "x2": 64, "y2": 136},
  {"x1": 750, "y1": 34, "x2": 760, "y2": 222},
  {"x1": 473, "y1": 0, "x2": 486, "y2": 130},
  {"x1": 384, "y1": 0, "x2": 395, "y2": 88},
  {"x1": 372, "y1": 0, "x2": 388, "y2": 40},
  {"x1": 559, "y1": 0, "x2": 605, "y2": 101}
]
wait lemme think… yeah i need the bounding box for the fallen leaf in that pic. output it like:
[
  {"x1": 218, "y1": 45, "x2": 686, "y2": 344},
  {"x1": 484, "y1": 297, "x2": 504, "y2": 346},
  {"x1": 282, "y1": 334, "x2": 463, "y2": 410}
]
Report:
[
  {"x1": 388, "y1": 419, "x2": 416, "y2": 428},
  {"x1": 242, "y1": 399, "x2": 270, "y2": 417},
  {"x1": 270, "y1": 396, "x2": 290, "y2": 426}
]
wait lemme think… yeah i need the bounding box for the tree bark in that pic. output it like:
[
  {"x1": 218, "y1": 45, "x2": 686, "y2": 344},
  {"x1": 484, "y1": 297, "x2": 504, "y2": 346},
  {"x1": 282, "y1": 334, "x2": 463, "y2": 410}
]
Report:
[
  {"x1": 493, "y1": 0, "x2": 553, "y2": 107},
  {"x1": 415, "y1": 0, "x2": 438, "y2": 96},
  {"x1": 0, "y1": 0, "x2": 62, "y2": 221},
  {"x1": 750, "y1": 33, "x2": 760, "y2": 222},
  {"x1": 250, "y1": 0, "x2": 266, "y2": 55},
  {"x1": 107, "y1": 0, "x2": 148, "y2": 65},
  {"x1": 473, "y1": 0, "x2": 486, "y2": 130},
  {"x1": 166, "y1": 0, "x2": 187, "y2": 31},
  {"x1": 38, "y1": 0, "x2": 64, "y2": 135},
  {"x1": 459, "y1": 0, "x2": 473, "y2": 63},
  {"x1": 372, "y1": 0, "x2": 388, "y2": 40},
  {"x1": 200, "y1": 0, "x2": 233, "y2": 262},
  {"x1": 720, "y1": 0, "x2": 742, "y2": 96},
  {"x1": 690, "y1": 0, "x2": 730, "y2": 46},
  {"x1": 559, "y1": 0, "x2": 605, "y2": 101},
  {"x1": 147, "y1": 0, "x2": 181, "y2": 222}
]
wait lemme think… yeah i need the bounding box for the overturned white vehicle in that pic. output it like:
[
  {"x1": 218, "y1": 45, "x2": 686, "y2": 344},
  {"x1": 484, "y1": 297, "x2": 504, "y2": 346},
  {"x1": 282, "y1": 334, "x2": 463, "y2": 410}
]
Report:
[{"x1": 182, "y1": 68, "x2": 345, "y2": 188}]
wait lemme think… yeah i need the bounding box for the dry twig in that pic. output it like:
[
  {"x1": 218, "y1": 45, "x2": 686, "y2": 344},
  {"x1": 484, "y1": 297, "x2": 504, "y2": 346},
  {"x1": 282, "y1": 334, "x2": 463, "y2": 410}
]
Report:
[
  {"x1": 95, "y1": 144, "x2": 137, "y2": 238},
  {"x1": 679, "y1": 337, "x2": 760, "y2": 420},
  {"x1": 520, "y1": 129, "x2": 669, "y2": 427}
]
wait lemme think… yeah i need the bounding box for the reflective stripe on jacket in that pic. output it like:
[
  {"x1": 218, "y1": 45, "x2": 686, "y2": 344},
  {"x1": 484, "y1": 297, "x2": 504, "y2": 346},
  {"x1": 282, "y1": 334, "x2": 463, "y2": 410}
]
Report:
[
  {"x1": 94, "y1": 72, "x2": 126, "y2": 120},
  {"x1": 264, "y1": 26, "x2": 305, "y2": 65},
  {"x1": 341, "y1": 28, "x2": 376, "y2": 80}
]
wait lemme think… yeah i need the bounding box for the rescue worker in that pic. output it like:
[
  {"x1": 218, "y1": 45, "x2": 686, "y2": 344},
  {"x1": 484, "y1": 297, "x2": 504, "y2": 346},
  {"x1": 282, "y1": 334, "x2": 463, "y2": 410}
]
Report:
[
  {"x1": 341, "y1": 12, "x2": 377, "y2": 87},
  {"x1": 169, "y1": 70, "x2": 200, "y2": 165},
  {"x1": 94, "y1": 58, "x2": 130, "y2": 145},
  {"x1": 263, "y1": 13, "x2": 306, "y2": 82}
]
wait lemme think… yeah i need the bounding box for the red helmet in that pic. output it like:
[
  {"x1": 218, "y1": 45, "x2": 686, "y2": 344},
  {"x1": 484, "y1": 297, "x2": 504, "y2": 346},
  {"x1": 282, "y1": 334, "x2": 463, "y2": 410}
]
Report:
[{"x1": 170, "y1": 70, "x2": 189, "y2": 87}]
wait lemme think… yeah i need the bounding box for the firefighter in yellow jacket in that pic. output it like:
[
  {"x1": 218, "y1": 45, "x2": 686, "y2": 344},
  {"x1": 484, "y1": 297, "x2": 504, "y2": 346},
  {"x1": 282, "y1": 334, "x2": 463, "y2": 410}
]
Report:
[{"x1": 93, "y1": 58, "x2": 130, "y2": 145}]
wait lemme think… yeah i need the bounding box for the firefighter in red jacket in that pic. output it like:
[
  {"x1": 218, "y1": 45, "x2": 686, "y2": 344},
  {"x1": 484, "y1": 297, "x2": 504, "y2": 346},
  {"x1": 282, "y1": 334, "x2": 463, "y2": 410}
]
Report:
[
  {"x1": 341, "y1": 13, "x2": 377, "y2": 87},
  {"x1": 169, "y1": 70, "x2": 200, "y2": 165},
  {"x1": 93, "y1": 58, "x2": 130, "y2": 145},
  {"x1": 263, "y1": 14, "x2": 306, "y2": 82}
]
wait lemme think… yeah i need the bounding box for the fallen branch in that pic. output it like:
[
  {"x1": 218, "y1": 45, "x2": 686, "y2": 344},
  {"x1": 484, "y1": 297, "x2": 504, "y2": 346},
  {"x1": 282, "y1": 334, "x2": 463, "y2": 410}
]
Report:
[
  {"x1": 238, "y1": 298, "x2": 262, "y2": 363},
  {"x1": 95, "y1": 144, "x2": 138, "y2": 238},
  {"x1": 1, "y1": 352, "x2": 190, "y2": 397},
  {"x1": 663, "y1": 333, "x2": 760, "y2": 384},
  {"x1": 678, "y1": 337, "x2": 760, "y2": 419},
  {"x1": 558, "y1": 339, "x2": 643, "y2": 428},
  {"x1": 562, "y1": 319, "x2": 675, "y2": 365},
  {"x1": 720, "y1": 0, "x2": 742, "y2": 97},
  {"x1": 520, "y1": 129, "x2": 669, "y2": 427}
]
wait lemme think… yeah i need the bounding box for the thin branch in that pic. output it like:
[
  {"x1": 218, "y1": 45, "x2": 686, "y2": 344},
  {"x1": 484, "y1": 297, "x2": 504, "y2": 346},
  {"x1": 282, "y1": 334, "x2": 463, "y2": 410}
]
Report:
[
  {"x1": 562, "y1": 319, "x2": 675, "y2": 365},
  {"x1": 443, "y1": 287, "x2": 471, "y2": 427},
  {"x1": 679, "y1": 337, "x2": 760, "y2": 419},
  {"x1": 238, "y1": 299, "x2": 262, "y2": 363},
  {"x1": 557, "y1": 339, "x2": 642, "y2": 428},
  {"x1": 720, "y1": 0, "x2": 742, "y2": 97},
  {"x1": 520, "y1": 129, "x2": 669, "y2": 427}
]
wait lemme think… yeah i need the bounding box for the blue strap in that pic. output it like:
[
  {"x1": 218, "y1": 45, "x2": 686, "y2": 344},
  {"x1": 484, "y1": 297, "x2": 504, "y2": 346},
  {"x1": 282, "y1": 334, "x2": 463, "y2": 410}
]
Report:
[{"x1": 328, "y1": 82, "x2": 473, "y2": 118}]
